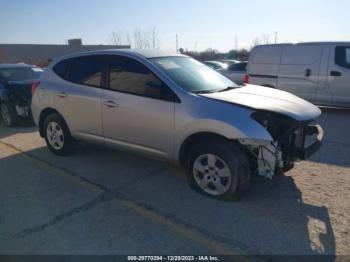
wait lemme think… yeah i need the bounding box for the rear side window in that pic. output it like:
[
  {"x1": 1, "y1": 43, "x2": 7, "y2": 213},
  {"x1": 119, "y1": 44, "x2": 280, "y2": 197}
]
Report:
[
  {"x1": 108, "y1": 56, "x2": 164, "y2": 99},
  {"x1": 335, "y1": 46, "x2": 350, "y2": 69},
  {"x1": 52, "y1": 59, "x2": 72, "y2": 79},
  {"x1": 229, "y1": 63, "x2": 247, "y2": 71},
  {"x1": 69, "y1": 55, "x2": 105, "y2": 87}
]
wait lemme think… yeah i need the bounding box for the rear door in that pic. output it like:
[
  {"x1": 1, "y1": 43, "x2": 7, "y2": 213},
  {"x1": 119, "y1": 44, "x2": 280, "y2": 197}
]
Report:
[
  {"x1": 277, "y1": 44, "x2": 322, "y2": 102},
  {"x1": 55, "y1": 55, "x2": 106, "y2": 140},
  {"x1": 101, "y1": 55, "x2": 176, "y2": 158},
  {"x1": 327, "y1": 45, "x2": 350, "y2": 107}
]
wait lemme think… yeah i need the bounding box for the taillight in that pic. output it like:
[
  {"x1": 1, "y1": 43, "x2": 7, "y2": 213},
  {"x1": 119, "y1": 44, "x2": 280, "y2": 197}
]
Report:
[
  {"x1": 244, "y1": 74, "x2": 250, "y2": 84},
  {"x1": 31, "y1": 80, "x2": 41, "y2": 95}
]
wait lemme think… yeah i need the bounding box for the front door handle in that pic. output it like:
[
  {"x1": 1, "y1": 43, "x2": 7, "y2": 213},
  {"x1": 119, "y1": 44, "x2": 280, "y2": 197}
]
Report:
[
  {"x1": 57, "y1": 92, "x2": 68, "y2": 98},
  {"x1": 305, "y1": 69, "x2": 312, "y2": 77},
  {"x1": 103, "y1": 100, "x2": 119, "y2": 108},
  {"x1": 330, "y1": 71, "x2": 342, "y2": 77}
]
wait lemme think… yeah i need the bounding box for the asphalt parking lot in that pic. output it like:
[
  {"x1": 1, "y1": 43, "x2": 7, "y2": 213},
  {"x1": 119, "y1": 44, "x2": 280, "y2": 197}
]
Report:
[{"x1": 0, "y1": 108, "x2": 349, "y2": 256}]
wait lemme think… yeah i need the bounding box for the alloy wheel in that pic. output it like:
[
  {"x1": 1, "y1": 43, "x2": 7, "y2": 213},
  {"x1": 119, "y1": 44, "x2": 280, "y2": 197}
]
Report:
[
  {"x1": 46, "y1": 121, "x2": 65, "y2": 150},
  {"x1": 192, "y1": 154, "x2": 232, "y2": 196}
]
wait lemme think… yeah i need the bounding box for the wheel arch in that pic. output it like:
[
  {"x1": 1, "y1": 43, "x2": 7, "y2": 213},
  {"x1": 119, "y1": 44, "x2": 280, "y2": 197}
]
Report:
[
  {"x1": 38, "y1": 108, "x2": 67, "y2": 137},
  {"x1": 178, "y1": 132, "x2": 242, "y2": 166}
]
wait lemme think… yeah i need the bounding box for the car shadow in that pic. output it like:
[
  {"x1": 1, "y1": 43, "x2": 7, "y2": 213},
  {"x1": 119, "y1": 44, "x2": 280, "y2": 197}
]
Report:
[
  {"x1": 0, "y1": 143, "x2": 337, "y2": 256},
  {"x1": 239, "y1": 174, "x2": 336, "y2": 256}
]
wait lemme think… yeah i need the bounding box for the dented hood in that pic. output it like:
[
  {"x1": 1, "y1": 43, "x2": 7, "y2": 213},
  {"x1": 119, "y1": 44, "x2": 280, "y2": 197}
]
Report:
[{"x1": 201, "y1": 84, "x2": 321, "y2": 121}]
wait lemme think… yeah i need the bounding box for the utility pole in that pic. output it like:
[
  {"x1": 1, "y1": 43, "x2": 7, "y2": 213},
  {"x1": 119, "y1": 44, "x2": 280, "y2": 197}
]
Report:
[
  {"x1": 275, "y1": 32, "x2": 278, "y2": 44},
  {"x1": 176, "y1": 34, "x2": 179, "y2": 53},
  {"x1": 235, "y1": 35, "x2": 238, "y2": 50}
]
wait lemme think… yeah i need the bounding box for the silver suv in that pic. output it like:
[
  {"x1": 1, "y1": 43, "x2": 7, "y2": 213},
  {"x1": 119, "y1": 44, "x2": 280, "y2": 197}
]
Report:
[{"x1": 31, "y1": 49, "x2": 324, "y2": 200}]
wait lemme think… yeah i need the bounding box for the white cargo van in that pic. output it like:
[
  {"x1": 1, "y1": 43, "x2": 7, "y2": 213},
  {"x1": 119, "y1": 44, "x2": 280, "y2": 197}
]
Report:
[{"x1": 246, "y1": 42, "x2": 350, "y2": 107}]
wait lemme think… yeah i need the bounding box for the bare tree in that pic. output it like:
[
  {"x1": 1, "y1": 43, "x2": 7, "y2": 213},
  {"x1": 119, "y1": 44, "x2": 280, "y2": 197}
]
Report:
[
  {"x1": 126, "y1": 32, "x2": 132, "y2": 47},
  {"x1": 251, "y1": 34, "x2": 270, "y2": 48},
  {"x1": 150, "y1": 26, "x2": 160, "y2": 49},
  {"x1": 133, "y1": 28, "x2": 144, "y2": 49},
  {"x1": 110, "y1": 27, "x2": 161, "y2": 49},
  {"x1": 142, "y1": 29, "x2": 151, "y2": 49},
  {"x1": 110, "y1": 30, "x2": 124, "y2": 46},
  {"x1": 252, "y1": 38, "x2": 260, "y2": 47},
  {"x1": 262, "y1": 34, "x2": 270, "y2": 44}
]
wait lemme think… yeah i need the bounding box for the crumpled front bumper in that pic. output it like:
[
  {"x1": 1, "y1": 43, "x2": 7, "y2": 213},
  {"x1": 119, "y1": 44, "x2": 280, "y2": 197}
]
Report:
[{"x1": 291, "y1": 124, "x2": 324, "y2": 160}]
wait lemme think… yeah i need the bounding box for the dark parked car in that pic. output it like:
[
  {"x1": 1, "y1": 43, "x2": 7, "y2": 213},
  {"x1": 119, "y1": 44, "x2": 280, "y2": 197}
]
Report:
[{"x1": 0, "y1": 64, "x2": 43, "y2": 126}]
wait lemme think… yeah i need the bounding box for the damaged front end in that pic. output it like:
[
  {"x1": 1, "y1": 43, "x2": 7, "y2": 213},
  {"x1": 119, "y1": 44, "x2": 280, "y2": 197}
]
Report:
[
  {"x1": 239, "y1": 111, "x2": 324, "y2": 178},
  {"x1": 0, "y1": 80, "x2": 33, "y2": 118}
]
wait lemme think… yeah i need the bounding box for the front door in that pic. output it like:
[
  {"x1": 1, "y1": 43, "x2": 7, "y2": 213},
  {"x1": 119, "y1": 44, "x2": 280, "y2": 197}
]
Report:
[{"x1": 101, "y1": 55, "x2": 176, "y2": 158}]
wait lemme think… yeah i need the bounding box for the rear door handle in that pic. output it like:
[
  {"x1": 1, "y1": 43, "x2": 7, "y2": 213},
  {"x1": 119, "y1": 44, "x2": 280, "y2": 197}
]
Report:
[
  {"x1": 330, "y1": 71, "x2": 342, "y2": 77},
  {"x1": 57, "y1": 92, "x2": 68, "y2": 98},
  {"x1": 103, "y1": 100, "x2": 119, "y2": 108}
]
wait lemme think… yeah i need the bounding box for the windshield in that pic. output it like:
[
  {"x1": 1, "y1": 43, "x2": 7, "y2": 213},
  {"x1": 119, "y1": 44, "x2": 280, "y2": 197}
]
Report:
[
  {"x1": 151, "y1": 57, "x2": 238, "y2": 93},
  {"x1": 0, "y1": 67, "x2": 43, "y2": 82}
]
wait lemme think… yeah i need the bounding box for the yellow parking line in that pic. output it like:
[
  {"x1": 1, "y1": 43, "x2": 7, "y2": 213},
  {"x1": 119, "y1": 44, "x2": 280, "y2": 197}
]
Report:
[
  {"x1": 115, "y1": 198, "x2": 245, "y2": 256},
  {"x1": 0, "y1": 141, "x2": 246, "y2": 257}
]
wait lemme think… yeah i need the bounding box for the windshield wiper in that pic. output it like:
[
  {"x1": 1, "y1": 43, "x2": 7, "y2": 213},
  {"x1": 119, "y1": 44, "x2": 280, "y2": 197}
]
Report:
[{"x1": 218, "y1": 86, "x2": 236, "y2": 92}]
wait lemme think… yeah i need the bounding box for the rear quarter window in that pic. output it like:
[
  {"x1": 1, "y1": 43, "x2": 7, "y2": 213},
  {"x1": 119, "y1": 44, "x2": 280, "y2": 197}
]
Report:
[
  {"x1": 52, "y1": 59, "x2": 73, "y2": 79},
  {"x1": 68, "y1": 55, "x2": 105, "y2": 87}
]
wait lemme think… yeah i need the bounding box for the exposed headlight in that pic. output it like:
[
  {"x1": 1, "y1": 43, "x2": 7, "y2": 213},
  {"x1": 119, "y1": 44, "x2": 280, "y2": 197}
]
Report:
[{"x1": 251, "y1": 111, "x2": 299, "y2": 139}]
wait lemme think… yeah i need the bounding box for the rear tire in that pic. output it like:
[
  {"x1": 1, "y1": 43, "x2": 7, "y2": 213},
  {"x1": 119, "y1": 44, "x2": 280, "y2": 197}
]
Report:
[
  {"x1": 1, "y1": 102, "x2": 19, "y2": 127},
  {"x1": 186, "y1": 140, "x2": 251, "y2": 200},
  {"x1": 43, "y1": 113, "x2": 74, "y2": 156}
]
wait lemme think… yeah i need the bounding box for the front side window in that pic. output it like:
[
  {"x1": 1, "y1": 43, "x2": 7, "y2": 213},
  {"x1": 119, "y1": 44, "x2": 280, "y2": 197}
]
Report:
[
  {"x1": 151, "y1": 57, "x2": 237, "y2": 94},
  {"x1": 108, "y1": 56, "x2": 165, "y2": 99},
  {"x1": 69, "y1": 56, "x2": 105, "y2": 87},
  {"x1": 335, "y1": 46, "x2": 350, "y2": 69}
]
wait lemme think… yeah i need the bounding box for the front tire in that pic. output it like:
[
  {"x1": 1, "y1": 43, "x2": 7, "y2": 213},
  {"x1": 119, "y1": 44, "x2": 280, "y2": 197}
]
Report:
[
  {"x1": 1, "y1": 102, "x2": 19, "y2": 126},
  {"x1": 186, "y1": 140, "x2": 251, "y2": 200},
  {"x1": 43, "y1": 113, "x2": 74, "y2": 156}
]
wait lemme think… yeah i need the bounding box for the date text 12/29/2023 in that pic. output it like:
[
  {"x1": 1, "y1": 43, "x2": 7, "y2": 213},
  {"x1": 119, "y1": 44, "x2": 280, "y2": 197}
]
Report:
[{"x1": 127, "y1": 256, "x2": 220, "y2": 261}]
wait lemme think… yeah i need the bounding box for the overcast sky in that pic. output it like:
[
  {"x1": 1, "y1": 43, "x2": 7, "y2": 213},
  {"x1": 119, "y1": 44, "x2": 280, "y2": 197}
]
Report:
[{"x1": 0, "y1": 0, "x2": 349, "y2": 52}]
